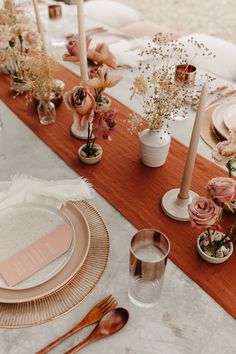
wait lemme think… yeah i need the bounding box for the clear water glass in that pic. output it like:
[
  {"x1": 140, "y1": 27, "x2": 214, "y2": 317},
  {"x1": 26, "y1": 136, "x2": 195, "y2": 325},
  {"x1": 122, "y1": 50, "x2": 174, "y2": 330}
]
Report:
[{"x1": 128, "y1": 229, "x2": 170, "y2": 308}]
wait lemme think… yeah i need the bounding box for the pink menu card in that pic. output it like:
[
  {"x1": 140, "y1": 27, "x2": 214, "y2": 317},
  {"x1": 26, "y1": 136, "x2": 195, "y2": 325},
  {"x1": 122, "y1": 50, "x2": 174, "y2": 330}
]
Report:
[{"x1": 0, "y1": 223, "x2": 72, "y2": 286}]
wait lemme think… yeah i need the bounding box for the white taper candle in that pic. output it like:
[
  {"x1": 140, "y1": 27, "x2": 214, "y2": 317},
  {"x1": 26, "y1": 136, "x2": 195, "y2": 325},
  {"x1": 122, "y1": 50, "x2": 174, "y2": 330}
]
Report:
[
  {"x1": 178, "y1": 82, "x2": 208, "y2": 199},
  {"x1": 32, "y1": 0, "x2": 45, "y2": 49},
  {"x1": 77, "y1": 0, "x2": 88, "y2": 81}
]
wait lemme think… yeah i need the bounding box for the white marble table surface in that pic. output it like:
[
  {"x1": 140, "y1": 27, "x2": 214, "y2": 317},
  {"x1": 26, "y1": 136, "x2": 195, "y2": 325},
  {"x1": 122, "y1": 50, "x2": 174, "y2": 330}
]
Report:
[{"x1": 1, "y1": 6, "x2": 236, "y2": 354}]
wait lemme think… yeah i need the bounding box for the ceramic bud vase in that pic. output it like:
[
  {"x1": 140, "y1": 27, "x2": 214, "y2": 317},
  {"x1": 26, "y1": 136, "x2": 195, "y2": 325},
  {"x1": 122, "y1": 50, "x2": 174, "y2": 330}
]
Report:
[
  {"x1": 37, "y1": 99, "x2": 56, "y2": 125},
  {"x1": 139, "y1": 128, "x2": 171, "y2": 167}
]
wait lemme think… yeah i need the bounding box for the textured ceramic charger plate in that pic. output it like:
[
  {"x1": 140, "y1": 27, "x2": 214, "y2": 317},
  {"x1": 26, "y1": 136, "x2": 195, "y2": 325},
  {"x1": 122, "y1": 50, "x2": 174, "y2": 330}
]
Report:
[
  {"x1": 0, "y1": 203, "x2": 77, "y2": 290},
  {"x1": 0, "y1": 200, "x2": 109, "y2": 328}
]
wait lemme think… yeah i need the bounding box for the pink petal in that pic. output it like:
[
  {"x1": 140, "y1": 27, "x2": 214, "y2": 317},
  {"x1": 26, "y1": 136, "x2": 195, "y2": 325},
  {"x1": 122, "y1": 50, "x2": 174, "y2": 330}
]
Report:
[
  {"x1": 63, "y1": 55, "x2": 80, "y2": 62},
  {"x1": 86, "y1": 77, "x2": 102, "y2": 89}
]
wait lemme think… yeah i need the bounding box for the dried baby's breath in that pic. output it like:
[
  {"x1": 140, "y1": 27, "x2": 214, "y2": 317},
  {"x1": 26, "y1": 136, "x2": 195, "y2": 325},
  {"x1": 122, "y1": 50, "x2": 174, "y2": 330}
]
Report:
[
  {"x1": 0, "y1": 3, "x2": 29, "y2": 27},
  {"x1": 24, "y1": 53, "x2": 59, "y2": 101},
  {"x1": 129, "y1": 33, "x2": 215, "y2": 132}
]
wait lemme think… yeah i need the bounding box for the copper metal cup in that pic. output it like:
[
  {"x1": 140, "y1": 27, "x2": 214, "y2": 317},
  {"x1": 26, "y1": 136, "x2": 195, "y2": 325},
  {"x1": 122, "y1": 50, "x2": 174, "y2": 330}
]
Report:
[
  {"x1": 48, "y1": 4, "x2": 62, "y2": 19},
  {"x1": 175, "y1": 64, "x2": 196, "y2": 85},
  {"x1": 128, "y1": 229, "x2": 170, "y2": 307}
]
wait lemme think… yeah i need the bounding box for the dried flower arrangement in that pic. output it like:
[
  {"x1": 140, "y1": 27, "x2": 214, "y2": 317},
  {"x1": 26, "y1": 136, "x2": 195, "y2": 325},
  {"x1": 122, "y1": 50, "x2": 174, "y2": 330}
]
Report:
[
  {"x1": 5, "y1": 32, "x2": 40, "y2": 90},
  {"x1": 188, "y1": 177, "x2": 236, "y2": 260},
  {"x1": 128, "y1": 33, "x2": 215, "y2": 133},
  {"x1": 24, "y1": 53, "x2": 59, "y2": 102},
  {"x1": 6, "y1": 35, "x2": 27, "y2": 84},
  {"x1": 0, "y1": 2, "x2": 41, "y2": 73},
  {"x1": 22, "y1": 53, "x2": 62, "y2": 125},
  {"x1": 0, "y1": 2, "x2": 27, "y2": 27}
]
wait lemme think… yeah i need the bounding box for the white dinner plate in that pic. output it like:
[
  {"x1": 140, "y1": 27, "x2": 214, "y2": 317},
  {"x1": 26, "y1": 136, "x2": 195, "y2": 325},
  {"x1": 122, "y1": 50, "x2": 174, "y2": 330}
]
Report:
[
  {"x1": 211, "y1": 102, "x2": 233, "y2": 139},
  {"x1": 0, "y1": 203, "x2": 76, "y2": 290},
  {"x1": 223, "y1": 103, "x2": 236, "y2": 131},
  {"x1": 0, "y1": 201, "x2": 90, "y2": 303}
]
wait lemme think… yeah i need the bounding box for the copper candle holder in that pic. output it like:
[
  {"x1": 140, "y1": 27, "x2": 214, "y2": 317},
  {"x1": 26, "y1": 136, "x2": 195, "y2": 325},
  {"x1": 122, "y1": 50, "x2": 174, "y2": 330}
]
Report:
[
  {"x1": 175, "y1": 64, "x2": 196, "y2": 85},
  {"x1": 48, "y1": 4, "x2": 62, "y2": 19}
]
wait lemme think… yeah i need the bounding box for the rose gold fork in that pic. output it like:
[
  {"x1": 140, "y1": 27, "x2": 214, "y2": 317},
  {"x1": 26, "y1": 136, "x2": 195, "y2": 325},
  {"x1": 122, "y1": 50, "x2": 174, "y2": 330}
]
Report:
[{"x1": 36, "y1": 295, "x2": 118, "y2": 354}]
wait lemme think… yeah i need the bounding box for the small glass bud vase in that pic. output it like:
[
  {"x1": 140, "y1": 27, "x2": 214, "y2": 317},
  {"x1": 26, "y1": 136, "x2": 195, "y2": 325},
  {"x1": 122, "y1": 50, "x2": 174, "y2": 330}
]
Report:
[{"x1": 37, "y1": 99, "x2": 56, "y2": 125}]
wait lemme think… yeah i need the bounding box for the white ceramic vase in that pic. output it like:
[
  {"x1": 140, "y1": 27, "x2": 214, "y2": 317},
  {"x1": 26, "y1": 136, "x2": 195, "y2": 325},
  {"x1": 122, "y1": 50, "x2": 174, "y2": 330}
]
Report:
[{"x1": 139, "y1": 128, "x2": 171, "y2": 167}]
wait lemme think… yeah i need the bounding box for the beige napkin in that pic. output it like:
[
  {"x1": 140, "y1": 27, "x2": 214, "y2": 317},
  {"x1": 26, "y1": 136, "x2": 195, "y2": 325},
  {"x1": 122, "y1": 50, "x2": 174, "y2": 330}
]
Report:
[{"x1": 0, "y1": 174, "x2": 94, "y2": 210}]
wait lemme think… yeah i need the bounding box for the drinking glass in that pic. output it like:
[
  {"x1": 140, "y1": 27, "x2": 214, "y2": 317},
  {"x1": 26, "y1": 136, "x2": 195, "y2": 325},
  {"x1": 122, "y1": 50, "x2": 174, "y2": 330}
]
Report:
[
  {"x1": 175, "y1": 64, "x2": 197, "y2": 86},
  {"x1": 173, "y1": 64, "x2": 197, "y2": 121},
  {"x1": 128, "y1": 229, "x2": 170, "y2": 308}
]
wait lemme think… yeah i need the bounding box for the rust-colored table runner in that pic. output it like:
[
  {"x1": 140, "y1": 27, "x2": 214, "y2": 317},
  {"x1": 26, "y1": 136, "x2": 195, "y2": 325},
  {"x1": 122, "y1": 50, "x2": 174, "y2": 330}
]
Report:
[{"x1": 1, "y1": 67, "x2": 236, "y2": 318}]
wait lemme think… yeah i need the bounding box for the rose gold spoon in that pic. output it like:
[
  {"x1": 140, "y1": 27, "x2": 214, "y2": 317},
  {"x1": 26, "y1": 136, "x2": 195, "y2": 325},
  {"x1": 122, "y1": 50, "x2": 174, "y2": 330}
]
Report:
[{"x1": 65, "y1": 308, "x2": 129, "y2": 354}]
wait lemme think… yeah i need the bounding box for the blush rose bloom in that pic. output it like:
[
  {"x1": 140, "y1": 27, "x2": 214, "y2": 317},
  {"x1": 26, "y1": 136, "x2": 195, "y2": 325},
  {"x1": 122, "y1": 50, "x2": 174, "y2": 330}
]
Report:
[
  {"x1": 188, "y1": 197, "x2": 222, "y2": 230},
  {"x1": 207, "y1": 177, "x2": 236, "y2": 204},
  {"x1": 63, "y1": 35, "x2": 91, "y2": 62},
  {"x1": 63, "y1": 86, "x2": 95, "y2": 128},
  {"x1": 87, "y1": 43, "x2": 117, "y2": 69}
]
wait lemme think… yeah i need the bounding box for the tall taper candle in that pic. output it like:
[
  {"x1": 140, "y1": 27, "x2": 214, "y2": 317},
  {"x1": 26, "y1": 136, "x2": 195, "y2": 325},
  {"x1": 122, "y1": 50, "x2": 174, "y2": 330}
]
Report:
[
  {"x1": 77, "y1": 0, "x2": 88, "y2": 81},
  {"x1": 32, "y1": 0, "x2": 45, "y2": 49},
  {"x1": 178, "y1": 82, "x2": 208, "y2": 199}
]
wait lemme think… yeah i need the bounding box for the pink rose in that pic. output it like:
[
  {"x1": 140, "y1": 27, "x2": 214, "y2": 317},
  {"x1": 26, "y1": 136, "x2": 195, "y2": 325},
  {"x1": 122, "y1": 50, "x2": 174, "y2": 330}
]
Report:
[
  {"x1": 207, "y1": 177, "x2": 236, "y2": 204},
  {"x1": 63, "y1": 86, "x2": 95, "y2": 128},
  {"x1": 87, "y1": 43, "x2": 117, "y2": 69},
  {"x1": 64, "y1": 35, "x2": 91, "y2": 62},
  {"x1": 188, "y1": 197, "x2": 222, "y2": 230},
  {"x1": 93, "y1": 108, "x2": 116, "y2": 139}
]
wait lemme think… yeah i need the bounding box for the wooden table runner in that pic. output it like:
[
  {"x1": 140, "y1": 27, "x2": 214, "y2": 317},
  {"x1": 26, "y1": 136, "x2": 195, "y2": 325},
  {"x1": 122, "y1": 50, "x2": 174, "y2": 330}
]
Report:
[{"x1": 1, "y1": 67, "x2": 236, "y2": 318}]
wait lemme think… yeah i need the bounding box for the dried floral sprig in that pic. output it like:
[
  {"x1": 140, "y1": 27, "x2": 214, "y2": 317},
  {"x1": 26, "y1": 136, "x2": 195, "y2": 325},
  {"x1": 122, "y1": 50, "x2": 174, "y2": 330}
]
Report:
[
  {"x1": 128, "y1": 33, "x2": 215, "y2": 132},
  {"x1": 24, "y1": 53, "x2": 59, "y2": 102},
  {"x1": 5, "y1": 35, "x2": 26, "y2": 82},
  {"x1": 0, "y1": 3, "x2": 30, "y2": 27}
]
